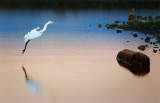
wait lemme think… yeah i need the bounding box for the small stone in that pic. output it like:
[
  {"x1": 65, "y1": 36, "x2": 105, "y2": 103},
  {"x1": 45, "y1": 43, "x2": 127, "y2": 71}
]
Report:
[
  {"x1": 141, "y1": 38, "x2": 143, "y2": 40},
  {"x1": 115, "y1": 20, "x2": 120, "y2": 23},
  {"x1": 133, "y1": 34, "x2": 138, "y2": 37},
  {"x1": 116, "y1": 30, "x2": 122, "y2": 33},
  {"x1": 145, "y1": 45, "x2": 149, "y2": 48},
  {"x1": 153, "y1": 42, "x2": 156, "y2": 45},
  {"x1": 98, "y1": 24, "x2": 102, "y2": 28},
  {"x1": 109, "y1": 23, "x2": 118, "y2": 29},
  {"x1": 138, "y1": 45, "x2": 146, "y2": 51},
  {"x1": 145, "y1": 37, "x2": 150, "y2": 43},
  {"x1": 153, "y1": 49, "x2": 157, "y2": 53}
]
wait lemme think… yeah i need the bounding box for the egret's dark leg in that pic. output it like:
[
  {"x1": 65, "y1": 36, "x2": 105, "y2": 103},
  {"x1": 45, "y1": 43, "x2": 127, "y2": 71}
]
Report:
[
  {"x1": 22, "y1": 66, "x2": 28, "y2": 80},
  {"x1": 22, "y1": 40, "x2": 30, "y2": 54}
]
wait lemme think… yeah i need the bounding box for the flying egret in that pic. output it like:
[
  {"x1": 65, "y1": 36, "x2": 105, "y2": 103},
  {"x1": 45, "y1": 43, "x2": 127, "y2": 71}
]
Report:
[{"x1": 22, "y1": 21, "x2": 56, "y2": 54}]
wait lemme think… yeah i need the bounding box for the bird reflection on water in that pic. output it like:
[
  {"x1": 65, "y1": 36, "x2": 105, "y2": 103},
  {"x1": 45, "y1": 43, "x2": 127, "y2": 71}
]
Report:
[
  {"x1": 22, "y1": 66, "x2": 41, "y2": 93},
  {"x1": 22, "y1": 66, "x2": 52, "y2": 102}
]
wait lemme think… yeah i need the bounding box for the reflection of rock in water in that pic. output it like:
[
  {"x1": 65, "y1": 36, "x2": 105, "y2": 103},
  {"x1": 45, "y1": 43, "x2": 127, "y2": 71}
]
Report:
[{"x1": 117, "y1": 49, "x2": 150, "y2": 76}]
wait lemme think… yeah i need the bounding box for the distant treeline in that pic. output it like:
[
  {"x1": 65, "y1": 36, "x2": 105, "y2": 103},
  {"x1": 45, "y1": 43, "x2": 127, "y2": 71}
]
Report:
[{"x1": 0, "y1": 0, "x2": 160, "y2": 9}]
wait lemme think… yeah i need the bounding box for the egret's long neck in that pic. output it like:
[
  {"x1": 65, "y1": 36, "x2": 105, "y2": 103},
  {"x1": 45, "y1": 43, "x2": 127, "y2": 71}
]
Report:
[{"x1": 40, "y1": 23, "x2": 50, "y2": 33}]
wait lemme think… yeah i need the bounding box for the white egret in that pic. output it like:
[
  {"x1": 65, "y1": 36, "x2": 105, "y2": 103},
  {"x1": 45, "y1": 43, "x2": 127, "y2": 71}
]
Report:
[{"x1": 22, "y1": 21, "x2": 56, "y2": 54}]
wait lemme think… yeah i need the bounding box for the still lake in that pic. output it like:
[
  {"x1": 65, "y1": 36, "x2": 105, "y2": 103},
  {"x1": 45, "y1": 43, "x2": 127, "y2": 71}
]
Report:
[{"x1": 0, "y1": 9, "x2": 160, "y2": 103}]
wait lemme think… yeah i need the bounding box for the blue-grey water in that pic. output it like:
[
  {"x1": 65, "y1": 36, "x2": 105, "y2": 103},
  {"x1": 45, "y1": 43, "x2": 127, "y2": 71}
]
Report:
[{"x1": 0, "y1": 9, "x2": 160, "y2": 103}]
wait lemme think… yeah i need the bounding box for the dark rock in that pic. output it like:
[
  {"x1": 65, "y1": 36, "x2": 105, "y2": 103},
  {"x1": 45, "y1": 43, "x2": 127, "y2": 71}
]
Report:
[
  {"x1": 130, "y1": 32, "x2": 133, "y2": 34},
  {"x1": 145, "y1": 45, "x2": 149, "y2": 48},
  {"x1": 138, "y1": 45, "x2": 146, "y2": 51},
  {"x1": 153, "y1": 42, "x2": 156, "y2": 45},
  {"x1": 89, "y1": 24, "x2": 92, "y2": 26},
  {"x1": 116, "y1": 29, "x2": 122, "y2": 33},
  {"x1": 133, "y1": 34, "x2": 138, "y2": 37},
  {"x1": 153, "y1": 49, "x2": 157, "y2": 53},
  {"x1": 153, "y1": 47, "x2": 159, "y2": 48},
  {"x1": 98, "y1": 24, "x2": 102, "y2": 28},
  {"x1": 145, "y1": 37, "x2": 150, "y2": 43},
  {"x1": 127, "y1": 41, "x2": 130, "y2": 42},
  {"x1": 141, "y1": 38, "x2": 143, "y2": 40},
  {"x1": 117, "y1": 49, "x2": 150, "y2": 76},
  {"x1": 115, "y1": 20, "x2": 120, "y2": 23},
  {"x1": 123, "y1": 21, "x2": 125, "y2": 24},
  {"x1": 109, "y1": 23, "x2": 118, "y2": 29},
  {"x1": 107, "y1": 27, "x2": 109, "y2": 29}
]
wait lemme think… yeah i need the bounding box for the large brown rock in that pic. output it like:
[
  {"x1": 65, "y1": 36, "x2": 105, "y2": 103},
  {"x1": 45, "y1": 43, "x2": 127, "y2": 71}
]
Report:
[{"x1": 117, "y1": 49, "x2": 150, "y2": 76}]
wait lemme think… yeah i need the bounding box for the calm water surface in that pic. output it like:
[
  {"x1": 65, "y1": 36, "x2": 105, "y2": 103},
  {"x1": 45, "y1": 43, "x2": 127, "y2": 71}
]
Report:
[{"x1": 0, "y1": 9, "x2": 160, "y2": 103}]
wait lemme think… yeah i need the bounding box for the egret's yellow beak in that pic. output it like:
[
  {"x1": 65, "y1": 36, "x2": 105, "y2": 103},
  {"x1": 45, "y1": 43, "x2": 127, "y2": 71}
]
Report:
[{"x1": 51, "y1": 22, "x2": 56, "y2": 23}]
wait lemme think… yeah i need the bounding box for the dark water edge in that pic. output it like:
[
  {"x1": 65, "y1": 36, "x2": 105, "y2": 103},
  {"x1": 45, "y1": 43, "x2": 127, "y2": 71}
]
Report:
[{"x1": 0, "y1": 1, "x2": 160, "y2": 10}]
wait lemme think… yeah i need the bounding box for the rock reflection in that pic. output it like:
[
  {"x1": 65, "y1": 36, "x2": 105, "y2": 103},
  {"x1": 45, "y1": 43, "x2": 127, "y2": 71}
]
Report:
[{"x1": 22, "y1": 66, "x2": 52, "y2": 102}]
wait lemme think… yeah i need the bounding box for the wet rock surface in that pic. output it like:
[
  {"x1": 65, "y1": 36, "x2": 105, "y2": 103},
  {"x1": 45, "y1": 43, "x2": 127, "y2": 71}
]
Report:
[{"x1": 117, "y1": 49, "x2": 150, "y2": 76}]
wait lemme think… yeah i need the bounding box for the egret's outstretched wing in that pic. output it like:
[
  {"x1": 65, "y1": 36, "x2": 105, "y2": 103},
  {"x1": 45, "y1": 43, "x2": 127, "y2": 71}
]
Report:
[{"x1": 24, "y1": 27, "x2": 41, "y2": 43}]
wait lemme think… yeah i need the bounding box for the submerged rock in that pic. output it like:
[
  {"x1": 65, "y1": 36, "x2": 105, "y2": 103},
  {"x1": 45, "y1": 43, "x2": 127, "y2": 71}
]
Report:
[
  {"x1": 116, "y1": 29, "x2": 122, "y2": 33},
  {"x1": 133, "y1": 34, "x2": 138, "y2": 37},
  {"x1": 145, "y1": 37, "x2": 150, "y2": 43},
  {"x1": 109, "y1": 23, "x2": 118, "y2": 29},
  {"x1": 117, "y1": 49, "x2": 150, "y2": 76},
  {"x1": 138, "y1": 45, "x2": 146, "y2": 51},
  {"x1": 153, "y1": 46, "x2": 159, "y2": 48},
  {"x1": 115, "y1": 20, "x2": 120, "y2": 23},
  {"x1": 153, "y1": 49, "x2": 157, "y2": 53},
  {"x1": 98, "y1": 24, "x2": 102, "y2": 28}
]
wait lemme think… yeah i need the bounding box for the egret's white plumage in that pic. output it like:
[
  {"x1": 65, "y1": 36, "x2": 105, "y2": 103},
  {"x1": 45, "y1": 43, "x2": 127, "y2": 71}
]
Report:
[
  {"x1": 24, "y1": 27, "x2": 41, "y2": 43},
  {"x1": 22, "y1": 21, "x2": 56, "y2": 54}
]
